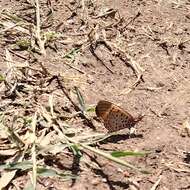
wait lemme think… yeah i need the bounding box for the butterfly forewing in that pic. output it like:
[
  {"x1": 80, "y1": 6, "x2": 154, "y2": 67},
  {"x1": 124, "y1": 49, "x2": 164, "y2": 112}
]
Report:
[{"x1": 96, "y1": 100, "x2": 136, "y2": 132}]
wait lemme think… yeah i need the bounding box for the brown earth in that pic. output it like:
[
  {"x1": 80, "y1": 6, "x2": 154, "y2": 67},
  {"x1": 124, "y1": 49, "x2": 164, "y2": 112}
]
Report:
[{"x1": 0, "y1": 0, "x2": 190, "y2": 190}]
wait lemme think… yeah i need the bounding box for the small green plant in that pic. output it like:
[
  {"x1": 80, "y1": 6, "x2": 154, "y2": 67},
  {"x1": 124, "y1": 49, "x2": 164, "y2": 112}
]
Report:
[{"x1": 16, "y1": 39, "x2": 31, "y2": 50}]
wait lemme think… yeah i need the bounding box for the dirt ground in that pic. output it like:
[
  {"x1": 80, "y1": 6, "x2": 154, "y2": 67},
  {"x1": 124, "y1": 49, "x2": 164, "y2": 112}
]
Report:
[{"x1": 0, "y1": 0, "x2": 190, "y2": 189}]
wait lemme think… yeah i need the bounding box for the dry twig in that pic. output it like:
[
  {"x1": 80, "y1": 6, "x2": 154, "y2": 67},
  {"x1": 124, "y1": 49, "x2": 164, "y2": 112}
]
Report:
[{"x1": 150, "y1": 175, "x2": 162, "y2": 190}]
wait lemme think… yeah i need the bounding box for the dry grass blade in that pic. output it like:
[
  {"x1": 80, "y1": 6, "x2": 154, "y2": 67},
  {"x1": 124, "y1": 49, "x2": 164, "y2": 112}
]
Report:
[
  {"x1": 182, "y1": 119, "x2": 190, "y2": 137},
  {"x1": 5, "y1": 48, "x2": 13, "y2": 69},
  {"x1": 72, "y1": 132, "x2": 109, "y2": 144},
  {"x1": 35, "y1": 0, "x2": 46, "y2": 55},
  {"x1": 81, "y1": 144, "x2": 148, "y2": 173},
  {"x1": 55, "y1": 75, "x2": 96, "y2": 129},
  {"x1": 0, "y1": 20, "x2": 30, "y2": 34},
  {"x1": 89, "y1": 43, "x2": 114, "y2": 74},
  {"x1": 49, "y1": 93, "x2": 54, "y2": 118},
  {"x1": 165, "y1": 163, "x2": 190, "y2": 173},
  {"x1": 63, "y1": 61, "x2": 85, "y2": 74},
  {"x1": 92, "y1": 8, "x2": 117, "y2": 19},
  {"x1": 0, "y1": 114, "x2": 25, "y2": 148},
  {"x1": 75, "y1": 86, "x2": 86, "y2": 113},
  {"x1": 63, "y1": 134, "x2": 148, "y2": 173},
  {"x1": 0, "y1": 151, "x2": 24, "y2": 189},
  {"x1": 31, "y1": 112, "x2": 37, "y2": 189},
  {"x1": 0, "y1": 171, "x2": 17, "y2": 189},
  {"x1": 52, "y1": 122, "x2": 147, "y2": 172},
  {"x1": 150, "y1": 175, "x2": 162, "y2": 190}
]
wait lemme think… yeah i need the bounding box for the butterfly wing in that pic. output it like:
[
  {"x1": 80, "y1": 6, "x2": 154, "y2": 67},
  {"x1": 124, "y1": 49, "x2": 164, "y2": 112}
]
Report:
[
  {"x1": 95, "y1": 100, "x2": 112, "y2": 120},
  {"x1": 104, "y1": 106, "x2": 135, "y2": 132}
]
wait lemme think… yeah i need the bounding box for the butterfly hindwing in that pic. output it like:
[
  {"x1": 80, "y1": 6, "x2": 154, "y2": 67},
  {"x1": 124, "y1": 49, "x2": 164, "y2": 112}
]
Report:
[
  {"x1": 96, "y1": 100, "x2": 136, "y2": 132},
  {"x1": 104, "y1": 106, "x2": 135, "y2": 132}
]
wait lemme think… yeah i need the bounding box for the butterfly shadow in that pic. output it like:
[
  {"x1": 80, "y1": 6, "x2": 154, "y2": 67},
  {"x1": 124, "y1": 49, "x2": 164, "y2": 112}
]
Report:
[
  {"x1": 87, "y1": 153, "x2": 130, "y2": 190},
  {"x1": 99, "y1": 133, "x2": 143, "y2": 145},
  {"x1": 42, "y1": 153, "x2": 81, "y2": 187},
  {"x1": 184, "y1": 152, "x2": 190, "y2": 164},
  {"x1": 92, "y1": 168, "x2": 130, "y2": 190}
]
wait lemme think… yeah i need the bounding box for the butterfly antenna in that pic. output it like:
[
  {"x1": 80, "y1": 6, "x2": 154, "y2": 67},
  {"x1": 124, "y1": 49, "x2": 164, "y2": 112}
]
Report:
[{"x1": 135, "y1": 114, "x2": 145, "y2": 123}]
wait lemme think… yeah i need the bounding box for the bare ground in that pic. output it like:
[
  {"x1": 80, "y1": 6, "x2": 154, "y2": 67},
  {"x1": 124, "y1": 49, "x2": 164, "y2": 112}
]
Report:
[{"x1": 0, "y1": 0, "x2": 190, "y2": 189}]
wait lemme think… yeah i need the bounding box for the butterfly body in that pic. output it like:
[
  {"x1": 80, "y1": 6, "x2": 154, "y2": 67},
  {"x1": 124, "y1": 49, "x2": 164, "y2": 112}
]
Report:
[{"x1": 95, "y1": 100, "x2": 136, "y2": 132}]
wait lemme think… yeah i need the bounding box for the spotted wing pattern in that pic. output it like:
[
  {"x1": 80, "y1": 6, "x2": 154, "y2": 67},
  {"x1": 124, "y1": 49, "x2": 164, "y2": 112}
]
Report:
[
  {"x1": 95, "y1": 100, "x2": 135, "y2": 132},
  {"x1": 104, "y1": 106, "x2": 135, "y2": 132}
]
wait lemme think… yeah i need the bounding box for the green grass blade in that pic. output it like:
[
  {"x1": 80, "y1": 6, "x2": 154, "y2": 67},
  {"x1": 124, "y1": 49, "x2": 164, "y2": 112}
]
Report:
[
  {"x1": 111, "y1": 151, "x2": 148, "y2": 157},
  {"x1": 0, "y1": 161, "x2": 32, "y2": 170},
  {"x1": 85, "y1": 106, "x2": 95, "y2": 113},
  {"x1": 74, "y1": 86, "x2": 86, "y2": 112},
  {"x1": 37, "y1": 167, "x2": 76, "y2": 180}
]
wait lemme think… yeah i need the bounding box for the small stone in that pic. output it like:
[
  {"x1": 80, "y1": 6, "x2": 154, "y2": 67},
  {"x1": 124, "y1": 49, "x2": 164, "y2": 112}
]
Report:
[{"x1": 69, "y1": 0, "x2": 76, "y2": 5}]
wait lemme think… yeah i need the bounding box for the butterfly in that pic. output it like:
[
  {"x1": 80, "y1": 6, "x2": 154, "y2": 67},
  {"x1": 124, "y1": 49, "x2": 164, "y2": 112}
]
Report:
[{"x1": 95, "y1": 100, "x2": 139, "y2": 132}]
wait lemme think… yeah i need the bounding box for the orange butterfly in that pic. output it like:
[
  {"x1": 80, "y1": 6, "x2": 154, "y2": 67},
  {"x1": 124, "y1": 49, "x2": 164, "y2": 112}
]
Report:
[{"x1": 95, "y1": 100, "x2": 139, "y2": 132}]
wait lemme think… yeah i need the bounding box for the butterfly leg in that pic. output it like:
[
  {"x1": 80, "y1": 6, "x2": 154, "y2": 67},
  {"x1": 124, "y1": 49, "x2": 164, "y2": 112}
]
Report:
[{"x1": 129, "y1": 127, "x2": 137, "y2": 137}]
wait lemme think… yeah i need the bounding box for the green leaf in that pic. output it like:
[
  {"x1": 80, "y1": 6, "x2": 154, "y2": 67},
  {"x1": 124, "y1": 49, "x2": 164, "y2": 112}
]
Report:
[
  {"x1": 37, "y1": 168, "x2": 57, "y2": 177},
  {"x1": 0, "y1": 162, "x2": 76, "y2": 180},
  {"x1": 64, "y1": 48, "x2": 80, "y2": 59},
  {"x1": 0, "y1": 161, "x2": 32, "y2": 170},
  {"x1": 2, "y1": 12, "x2": 23, "y2": 22},
  {"x1": 16, "y1": 39, "x2": 31, "y2": 50},
  {"x1": 0, "y1": 74, "x2": 5, "y2": 82},
  {"x1": 111, "y1": 151, "x2": 147, "y2": 157},
  {"x1": 23, "y1": 117, "x2": 32, "y2": 125},
  {"x1": 85, "y1": 106, "x2": 95, "y2": 113},
  {"x1": 44, "y1": 31, "x2": 58, "y2": 42},
  {"x1": 37, "y1": 167, "x2": 76, "y2": 180},
  {"x1": 70, "y1": 144, "x2": 82, "y2": 157}
]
